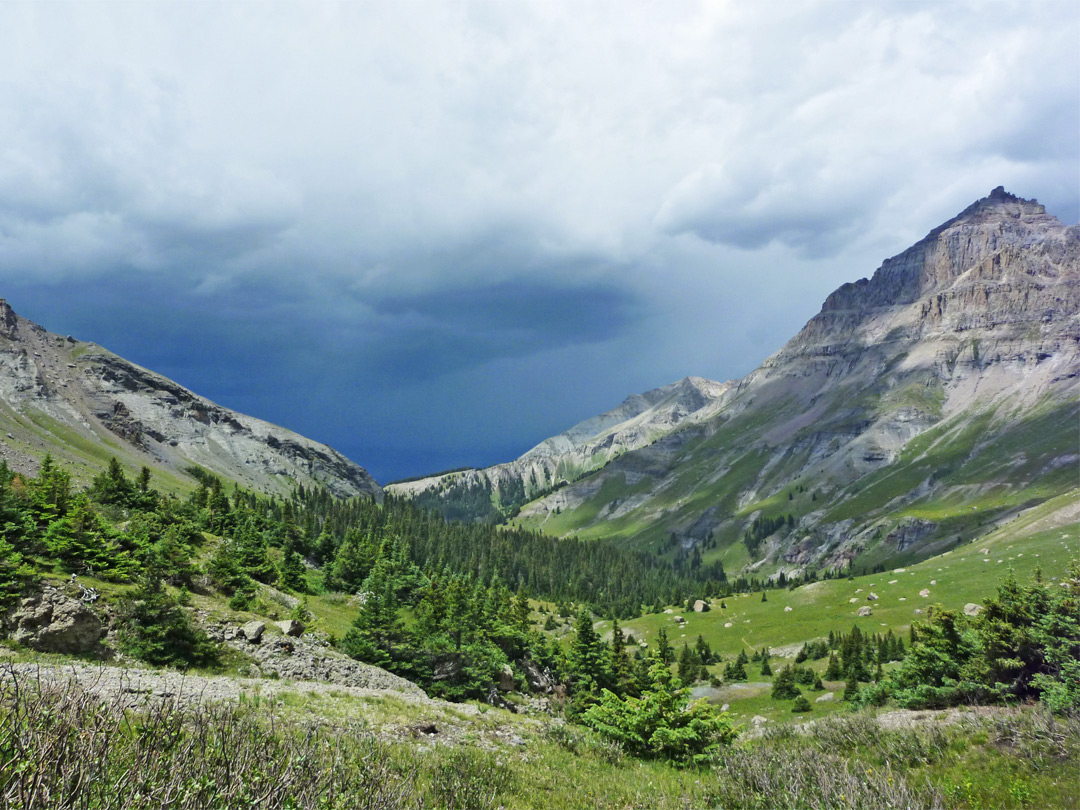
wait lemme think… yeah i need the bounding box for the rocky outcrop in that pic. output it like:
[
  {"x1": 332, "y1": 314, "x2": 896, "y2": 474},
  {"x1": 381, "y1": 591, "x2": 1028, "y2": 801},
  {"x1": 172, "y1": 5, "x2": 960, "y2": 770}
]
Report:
[
  {"x1": 209, "y1": 625, "x2": 424, "y2": 695},
  {"x1": 0, "y1": 298, "x2": 381, "y2": 498},
  {"x1": 5, "y1": 586, "x2": 104, "y2": 654}
]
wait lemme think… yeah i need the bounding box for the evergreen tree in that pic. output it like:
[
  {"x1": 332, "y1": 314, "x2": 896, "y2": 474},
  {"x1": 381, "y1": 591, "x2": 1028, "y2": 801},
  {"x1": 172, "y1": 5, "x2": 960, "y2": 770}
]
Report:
[{"x1": 771, "y1": 665, "x2": 801, "y2": 700}]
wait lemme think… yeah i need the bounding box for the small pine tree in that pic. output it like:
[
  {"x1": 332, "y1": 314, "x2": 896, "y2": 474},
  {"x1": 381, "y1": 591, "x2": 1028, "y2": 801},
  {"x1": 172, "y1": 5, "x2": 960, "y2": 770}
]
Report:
[
  {"x1": 792, "y1": 694, "x2": 811, "y2": 712},
  {"x1": 771, "y1": 665, "x2": 801, "y2": 700},
  {"x1": 843, "y1": 668, "x2": 859, "y2": 701},
  {"x1": 760, "y1": 656, "x2": 773, "y2": 677}
]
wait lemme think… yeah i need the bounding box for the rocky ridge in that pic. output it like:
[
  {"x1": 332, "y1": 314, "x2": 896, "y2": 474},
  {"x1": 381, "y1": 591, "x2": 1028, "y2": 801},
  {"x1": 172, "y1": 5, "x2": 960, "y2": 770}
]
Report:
[
  {"x1": 0, "y1": 299, "x2": 380, "y2": 498},
  {"x1": 387, "y1": 375, "x2": 731, "y2": 521}
]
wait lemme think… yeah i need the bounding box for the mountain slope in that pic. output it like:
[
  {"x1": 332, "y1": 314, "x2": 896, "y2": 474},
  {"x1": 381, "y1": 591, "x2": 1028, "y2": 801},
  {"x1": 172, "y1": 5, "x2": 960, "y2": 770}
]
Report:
[
  {"x1": 0, "y1": 299, "x2": 381, "y2": 498},
  {"x1": 502, "y1": 188, "x2": 1078, "y2": 573},
  {"x1": 386, "y1": 375, "x2": 731, "y2": 522}
]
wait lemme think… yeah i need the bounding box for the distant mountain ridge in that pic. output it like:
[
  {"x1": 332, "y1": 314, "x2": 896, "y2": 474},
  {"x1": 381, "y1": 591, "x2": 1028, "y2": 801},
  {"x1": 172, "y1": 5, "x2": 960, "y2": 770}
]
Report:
[
  {"x1": 386, "y1": 375, "x2": 732, "y2": 522},
  {"x1": 395, "y1": 188, "x2": 1080, "y2": 574},
  {"x1": 0, "y1": 299, "x2": 381, "y2": 498}
]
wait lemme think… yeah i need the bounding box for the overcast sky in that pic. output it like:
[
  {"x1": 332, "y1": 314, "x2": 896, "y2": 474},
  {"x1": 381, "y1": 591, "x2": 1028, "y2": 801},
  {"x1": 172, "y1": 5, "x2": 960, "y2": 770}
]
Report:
[{"x1": 1, "y1": 1, "x2": 1077, "y2": 483}]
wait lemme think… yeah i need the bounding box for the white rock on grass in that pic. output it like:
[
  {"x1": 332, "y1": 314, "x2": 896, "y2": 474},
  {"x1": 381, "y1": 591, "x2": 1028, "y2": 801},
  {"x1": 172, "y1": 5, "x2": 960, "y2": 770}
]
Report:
[
  {"x1": 919, "y1": 589, "x2": 931, "y2": 598},
  {"x1": 784, "y1": 606, "x2": 793, "y2": 612}
]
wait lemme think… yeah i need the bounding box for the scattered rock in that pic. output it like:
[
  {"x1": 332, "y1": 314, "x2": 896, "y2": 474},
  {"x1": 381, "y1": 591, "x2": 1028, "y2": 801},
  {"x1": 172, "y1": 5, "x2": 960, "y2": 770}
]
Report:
[
  {"x1": 930, "y1": 580, "x2": 937, "y2": 585},
  {"x1": 899, "y1": 597, "x2": 907, "y2": 601},
  {"x1": 497, "y1": 664, "x2": 515, "y2": 692},
  {"x1": 275, "y1": 619, "x2": 305, "y2": 637},
  {"x1": 980, "y1": 549, "x2": 989, "y2": 555},
  {"x1": 857, "y1": 606, "x2": 873, "y2": 617},
  {"x1": 849, "y1": 598, "x2": 859, "y2": 604},
  {"x1": 241, "y1": 621, "x2": 266, "y2": 643},
  {"x1": 6, "y1": 586, "x2": 104, "y2": 654},
  {"x1": 721, "y1": 703, "x2": 730, "y2": 711},
  {"x1": 919, "y1": 589, "x2": 930, "y2": 598},
  {"x1": 914, "y1": 609, "x2": 923, "y2": 615},
  {"x1": 964, "y1": 603, "x2": 982, "y2": 617},
  {"x1": 673, "y1": 615, "x2": 685, "y2": 623},
  {"x1": 888, "y1": 579, "x2": 898, "y2": 584},
  {"x1": 784, "y1": 606, "x2": 793, "y2": 612},
  {"x1": 751, "y1": 715, "x2": 769, "y2": 726},
  {"x1": 724, "y1": 622, "x2": 733, "y2": 628},
  {"x1": 816, "y1": 692, "x2": 835, "y2": 702},
  {"x1": 867, "y1": 593, "x2": 878, "y2": 601}
]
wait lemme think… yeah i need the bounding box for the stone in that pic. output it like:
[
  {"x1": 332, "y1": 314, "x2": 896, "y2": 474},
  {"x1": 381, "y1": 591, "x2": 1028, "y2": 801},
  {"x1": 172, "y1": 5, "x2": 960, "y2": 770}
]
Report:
[
  {"x1": 724, "y1": 622, "x2": 733, "y2": 628},
  {"x1": 930, "y1": 580, "x2": 937, "y2": 585},
  {"x1": 981, "y1": 549, "x2": 989, "y2": 555},
  {"x1": 497, "y1": 664, "x2": 515, "y2": 692},
  {"x1": 914, "y1": 609, "x2": 923, "y2": 615},
  {"x1": 7, "y1": 586, "x2": 104, "y2": 654},
  {"x1": 519, "y1": 658, "x2": 555, "y2": 693},
  {"x1": 241, "y1": 620, "x2": 266, "y2": 642},
  {"x1": 693, "y1": 599, "x2": 707, "y2": 612},
  {"x1": 275, "y1": 619, "x2": 305, "y2": 637},
  {"x1": 849, "y1": 598, "x2": 859, "y2": 604},
  {"x1": 919, "y1": 589, "x2": 930, "y2": 598},
  {"x1": 673, "y1": 615, "x2": 685, "y2": 623},
  {"x1": 784, "y1": 606, "x2": 793, "y2": 612},
  {"x1": 816, "y1": 692, "x2": 835, "y2": 702},
  {"x1": 888, "y1": 579, "x2": 898, "y2": 584},
  {"x1": 964, "y1": 603, "x2": 982, "y2": 617},
  {"x1": 899, "y1": 597, "x2": 906, "y2": 601},
  {"x1": 663, "y1": 609, "x2": 673, "y2": 614},
  {"x1": 721, "y1": 703, "x2": 730, "y2": 711},
  {"x1": 857, "y1": 606, "x2": 873, "y2": 617},
  {"x1": 867, "y1": 593, "x2": 878, "y2": 601},
  {"x1": 751, "y1": 715, "x2": 769, "y2": 726}
]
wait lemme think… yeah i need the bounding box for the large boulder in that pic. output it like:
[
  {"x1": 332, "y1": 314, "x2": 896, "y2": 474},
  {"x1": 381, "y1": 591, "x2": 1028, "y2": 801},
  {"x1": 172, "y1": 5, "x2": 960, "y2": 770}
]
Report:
[
  {"x1": 275, "y1": 619, "x2": 305, "y2": 637},
  {"x1": 856, "y1": 606, "x2": 873, "y2": 617},
  {"x1": 963, "y1": 603, "x2": 983, "y2": 617},
  {"x1": 519, "y1": 658, "x2": 555, "y2": 694},
  {"x1": 497, "y1": 664, "x2": 515, "y2": 692},
  {"x1": 241, "y1": 620, "x2": 266, "y2": 642},
  {"x1": 7, "y1": 586, "x2": 104, "y2": 654}
]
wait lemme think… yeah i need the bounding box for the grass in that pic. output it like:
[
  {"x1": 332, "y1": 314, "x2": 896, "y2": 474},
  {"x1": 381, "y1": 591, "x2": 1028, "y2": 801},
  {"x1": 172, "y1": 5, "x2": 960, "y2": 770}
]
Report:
[
  {"x1": 3, "y1": 665, "x2": 1075, "y2": 810},
  {"x1": 611, "y1": 521, "x2": 1077, "y2": 725}
]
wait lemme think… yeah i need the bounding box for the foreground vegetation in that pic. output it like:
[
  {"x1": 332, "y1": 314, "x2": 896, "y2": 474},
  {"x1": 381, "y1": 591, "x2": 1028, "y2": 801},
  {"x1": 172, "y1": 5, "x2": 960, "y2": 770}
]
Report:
[{"x1": 2, "y1": 671, "x2": 1076, "y2": 810}]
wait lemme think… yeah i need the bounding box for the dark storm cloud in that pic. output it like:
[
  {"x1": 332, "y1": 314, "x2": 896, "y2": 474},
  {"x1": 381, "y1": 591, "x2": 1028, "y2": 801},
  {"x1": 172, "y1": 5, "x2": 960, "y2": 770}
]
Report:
[
  {"x1": 0, "y1": 0, "x2": 1076, "y2": 481},
  {"x1": 363, "y1": 281, "x2": 641, "y2": 378}
]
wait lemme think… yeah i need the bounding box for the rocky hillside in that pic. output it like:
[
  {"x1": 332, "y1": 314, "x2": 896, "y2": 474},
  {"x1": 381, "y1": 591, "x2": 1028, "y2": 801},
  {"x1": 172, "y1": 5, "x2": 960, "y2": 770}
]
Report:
[
  {"x1": 504, "y1": 188, "x2": 1078, "y2": 574},
  {"x1": 0, "y1": 299, "x2": 381, "y2": 498},
  {"x1": 386, "y1": 375, "x2": 731, "y2": 522}
]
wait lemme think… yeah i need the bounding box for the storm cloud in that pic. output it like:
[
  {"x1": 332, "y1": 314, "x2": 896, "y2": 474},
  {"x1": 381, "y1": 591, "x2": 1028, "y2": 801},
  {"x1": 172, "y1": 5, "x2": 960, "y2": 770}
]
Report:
[{"x1": 0, "y1": 0, "x2": 1076, "y2": 481}]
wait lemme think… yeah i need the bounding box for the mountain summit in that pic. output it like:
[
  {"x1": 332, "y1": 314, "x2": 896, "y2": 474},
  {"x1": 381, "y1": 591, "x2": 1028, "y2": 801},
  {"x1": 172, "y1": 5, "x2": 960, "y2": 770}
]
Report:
[
  {"x1": 399, "y1": 189, "x2": 1079, "y2": 573},
  {"x1": 0, "y1": 300, "x2": 380, "y2": 498}
]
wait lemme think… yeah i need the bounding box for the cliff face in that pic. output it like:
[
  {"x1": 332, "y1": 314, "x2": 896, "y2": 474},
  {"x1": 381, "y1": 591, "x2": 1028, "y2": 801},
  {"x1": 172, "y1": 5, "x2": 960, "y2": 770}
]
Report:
[
  {"x1": 0, "y1": 300, "x2": 381, "y2": 499},
  {"x1": 508, "y1": 189, "x2": 1079, "y2": 571}
]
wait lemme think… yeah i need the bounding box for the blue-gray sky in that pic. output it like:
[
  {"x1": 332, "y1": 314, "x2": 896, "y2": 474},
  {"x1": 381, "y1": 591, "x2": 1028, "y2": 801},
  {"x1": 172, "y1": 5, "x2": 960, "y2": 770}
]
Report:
[{"x1": 1, "y1": 1, "x2": 1077, "y2": 483}]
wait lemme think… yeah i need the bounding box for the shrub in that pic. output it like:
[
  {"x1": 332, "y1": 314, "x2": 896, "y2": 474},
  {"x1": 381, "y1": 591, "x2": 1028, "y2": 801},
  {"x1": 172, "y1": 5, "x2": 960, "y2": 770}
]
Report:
[{"x1": 582, "y1": 657, "x2": 738, "y2": 766}]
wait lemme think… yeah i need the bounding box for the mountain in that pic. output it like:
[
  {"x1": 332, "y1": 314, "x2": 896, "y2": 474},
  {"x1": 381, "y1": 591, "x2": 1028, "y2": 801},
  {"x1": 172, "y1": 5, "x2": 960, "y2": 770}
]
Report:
[
  {"x1": 0, "y1": 299, "x2": 381, "y2": 498},
  {"x1": 400, "y1": 188, "x2": 1080, "y2": 574},
  {"x1": 386, "y1": 375, "x2": 731, "y2": 522}
]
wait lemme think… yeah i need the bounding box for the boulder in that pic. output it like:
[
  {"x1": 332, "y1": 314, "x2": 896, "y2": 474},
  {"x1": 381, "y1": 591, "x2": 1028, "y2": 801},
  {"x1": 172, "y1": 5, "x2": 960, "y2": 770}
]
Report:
[
  {"x1": 784, "y1": 606, "x2": 793, "y2": 612},
  {"x1": 693, "y1": 599, "x2": 708, "y2": 613},
  {"x1": 867, "y1": 593, "x2": 879, "y2": 601},
  {"x1": 964, "y1": 603, "x2": 983, "y2": 617},
  {"x1": 519, "y1": 658, "x2": 555, "y2": 694},
  {"x1": 241, "y1": 620, "x2": 266, "y2": 642},
  {"x1": 721, "y1": 703, "x2": 730, "y2": 711},
  {"x1": 497, "y1": 664, "x2": 515, "y2": 692},
  {"x1": 751, "y1": 715, "x2": 769, "y2": 726},
  {"x1": 816, "y1": 692, "x2": 835, "y2": 702},
  {"x1": 673, "y1": 615, "x2": 685, "y2": 623},
  {"x1": 849, "y1": 598, "x2": 859, "y2": 604},
  {"x1": 724, "y1": 622, "x2": 734, "y2": 628},
  {"x1": 857, "y1": 606, "x2": 873, "y2": 617},
  {"x1": 275, "y1": 619, "x2": 305, "y2": 637},
  {"x1": 7, "y1": 586, "x2": 103, "y2": 654}
]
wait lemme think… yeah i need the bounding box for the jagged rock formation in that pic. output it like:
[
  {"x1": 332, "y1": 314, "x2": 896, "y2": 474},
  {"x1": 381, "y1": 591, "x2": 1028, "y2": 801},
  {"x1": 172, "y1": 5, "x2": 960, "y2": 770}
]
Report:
[
  {"x1": 387, "y1": 375, "x2": 731, "y2": 522},
  {"x1": 0, "y1": 299, "x2": 381, "y2": 498},
  {"x1": 4, "y1": 585, "x2": 105, "y2": 654},
  {"x1": 455, "y1": 189, "x2": 1079, "y2": 572}
]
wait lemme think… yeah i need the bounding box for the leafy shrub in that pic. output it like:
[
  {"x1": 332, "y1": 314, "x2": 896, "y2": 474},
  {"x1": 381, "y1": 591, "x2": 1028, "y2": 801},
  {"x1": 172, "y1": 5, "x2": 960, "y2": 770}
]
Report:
[{"x1": 581, "y1": 658, "x2": 738, "y2": 766}]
